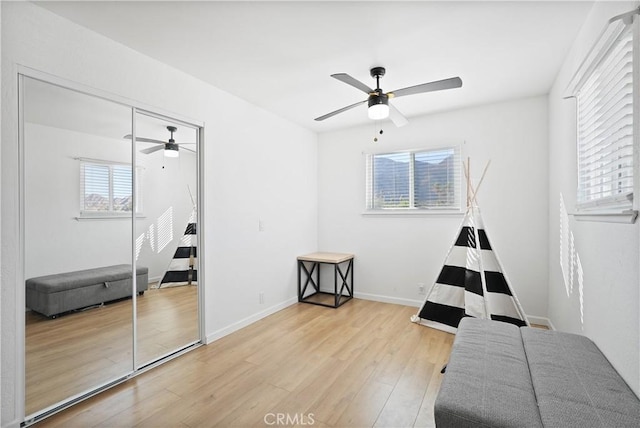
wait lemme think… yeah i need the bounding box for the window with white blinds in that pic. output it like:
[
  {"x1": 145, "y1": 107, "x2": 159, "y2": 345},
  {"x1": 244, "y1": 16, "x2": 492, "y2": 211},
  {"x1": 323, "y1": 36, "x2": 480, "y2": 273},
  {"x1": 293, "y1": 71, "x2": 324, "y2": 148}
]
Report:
[
  {"x1": 365, "y1": 146, "x2": 461, "y2": 211},
  {"x1": 576, "y1": 25, "x2": 634, "y2": 210},
  {"x1": 80, "y1": 160, "x2": 142, "y2": 217}
]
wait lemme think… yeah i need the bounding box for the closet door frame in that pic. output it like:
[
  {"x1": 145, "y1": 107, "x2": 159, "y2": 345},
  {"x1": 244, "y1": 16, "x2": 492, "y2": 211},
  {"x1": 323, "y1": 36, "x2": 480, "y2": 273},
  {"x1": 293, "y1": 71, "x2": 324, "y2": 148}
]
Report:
[{"x1": 17, "y1": 66, "x2": 205, "y2": 425}]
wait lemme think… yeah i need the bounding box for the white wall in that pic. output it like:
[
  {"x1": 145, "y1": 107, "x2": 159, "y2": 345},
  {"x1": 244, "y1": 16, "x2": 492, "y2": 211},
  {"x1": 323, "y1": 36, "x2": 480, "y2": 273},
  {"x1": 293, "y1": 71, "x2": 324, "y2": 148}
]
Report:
[
  {"x1": 317, "y1": 96, "x2": 549, "y2": 320},
  {"x1": 23, "y1": 122, "x2": 195, "y2": 281},
  {"x1": 1, "y1": 2, "x2": 317, "y2": 426},
  {"x1": 548, "y1": 1, "x2": 640, "y2": 395}
]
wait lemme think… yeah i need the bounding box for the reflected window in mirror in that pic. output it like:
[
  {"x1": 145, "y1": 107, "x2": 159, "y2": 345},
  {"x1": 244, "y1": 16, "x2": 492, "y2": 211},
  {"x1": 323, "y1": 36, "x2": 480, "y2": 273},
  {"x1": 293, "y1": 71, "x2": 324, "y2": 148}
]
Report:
[{"x1": 79, "y1": 159, "x2": 144, "y2": 218}]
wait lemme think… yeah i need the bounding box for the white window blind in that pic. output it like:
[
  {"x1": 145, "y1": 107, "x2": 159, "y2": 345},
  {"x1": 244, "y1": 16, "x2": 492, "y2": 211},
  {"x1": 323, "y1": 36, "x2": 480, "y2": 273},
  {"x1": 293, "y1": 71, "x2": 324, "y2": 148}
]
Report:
[
  {"x1": 576, "y1": 24, "x2": 634, "y2": 210},
  {"x1": 365, "y1": 146, "x2": 461, "y2": 211},
  {"x1": 80, "y1": 160, "x2": 142, "y2": 216}
]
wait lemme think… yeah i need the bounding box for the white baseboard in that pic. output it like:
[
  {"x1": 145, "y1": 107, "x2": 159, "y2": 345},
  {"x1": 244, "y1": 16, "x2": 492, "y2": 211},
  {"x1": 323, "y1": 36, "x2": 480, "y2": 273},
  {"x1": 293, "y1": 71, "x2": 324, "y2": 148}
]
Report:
[
  {"x1": 354, "y1": 291, "x2": 423, "y2": 308},
  {"x1": 205, "y1": 296, "x2": 298, "y2": 344},
  {"x1": 357, "y1": 293, "x2": 556, "y2": 331},
  {"x1": 4, "y1": 419, "x2": 21, "y2": 428},
  {"x1": 203, "y1": 293, "x2": 554, "y2": 346},
  {"x1": 527, "y1": 315, "x2": 555, "y2": 330}
]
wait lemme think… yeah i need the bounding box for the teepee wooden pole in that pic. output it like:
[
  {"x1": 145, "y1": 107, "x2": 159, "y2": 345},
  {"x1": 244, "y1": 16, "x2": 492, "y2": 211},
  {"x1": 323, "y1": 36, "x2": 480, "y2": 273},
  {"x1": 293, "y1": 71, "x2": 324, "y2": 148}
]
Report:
[{"x1": 474, "y1": 160, "x2": 492, "y2": 198}]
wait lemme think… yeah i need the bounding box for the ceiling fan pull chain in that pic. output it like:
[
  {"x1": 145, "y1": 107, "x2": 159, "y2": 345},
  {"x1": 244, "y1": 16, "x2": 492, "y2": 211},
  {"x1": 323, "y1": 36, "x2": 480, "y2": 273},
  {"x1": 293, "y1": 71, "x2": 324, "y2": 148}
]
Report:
[{"x1": 373, "y1": 123, "x2": 383, "y2": 142}]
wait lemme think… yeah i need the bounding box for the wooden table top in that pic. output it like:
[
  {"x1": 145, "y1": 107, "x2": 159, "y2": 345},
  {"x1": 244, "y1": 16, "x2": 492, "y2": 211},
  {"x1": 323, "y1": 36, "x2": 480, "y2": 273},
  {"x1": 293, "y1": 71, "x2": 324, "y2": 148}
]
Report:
[{"x1": 297, "y1": 252, "x2": 354, "y2": 264}]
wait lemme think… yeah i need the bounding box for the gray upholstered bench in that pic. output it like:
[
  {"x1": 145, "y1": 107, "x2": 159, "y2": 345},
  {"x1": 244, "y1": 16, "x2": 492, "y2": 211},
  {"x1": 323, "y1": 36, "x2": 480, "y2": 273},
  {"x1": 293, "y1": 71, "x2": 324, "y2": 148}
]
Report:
[
  {"x1": 435, "y1": 318, "x2": 640, "y2": 427},
  {"x1": 26, "y1": 264, "x2": 148, "y2": 318}
]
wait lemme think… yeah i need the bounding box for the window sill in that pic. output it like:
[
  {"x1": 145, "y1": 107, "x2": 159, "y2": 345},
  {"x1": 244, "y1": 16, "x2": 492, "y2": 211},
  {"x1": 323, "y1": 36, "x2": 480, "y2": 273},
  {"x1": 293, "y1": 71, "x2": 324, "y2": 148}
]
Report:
[
  {"x1": 362, "y1": 209, "x2": 464, "y2": 217},
  {"x1": 571, "y1": 209, "x2": 638, "y2": 224},
  {"x1": 76, "y1": 213, "x2": 146, "y2": 221}
]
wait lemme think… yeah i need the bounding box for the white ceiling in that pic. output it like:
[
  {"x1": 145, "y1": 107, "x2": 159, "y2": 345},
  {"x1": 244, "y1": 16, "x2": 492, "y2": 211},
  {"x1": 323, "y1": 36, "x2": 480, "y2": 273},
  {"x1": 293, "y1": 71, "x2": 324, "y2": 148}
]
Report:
[{"x1": 34, "y1": 1, "x2": 595, "y2": 133}]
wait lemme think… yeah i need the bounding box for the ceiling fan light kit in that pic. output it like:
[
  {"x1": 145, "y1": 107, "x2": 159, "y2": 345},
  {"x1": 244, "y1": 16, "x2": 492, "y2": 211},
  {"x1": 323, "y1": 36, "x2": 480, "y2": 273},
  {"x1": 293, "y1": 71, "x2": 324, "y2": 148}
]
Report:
[
  {"x1": 368, "y1": 94, "x2": 389, "y2": 120},
  {"x1": 164, "y1": 142, "x2": 180, "y2": 158},
  {"x1": 315, "y1": 66, "x2": 462, "y2": 127}
]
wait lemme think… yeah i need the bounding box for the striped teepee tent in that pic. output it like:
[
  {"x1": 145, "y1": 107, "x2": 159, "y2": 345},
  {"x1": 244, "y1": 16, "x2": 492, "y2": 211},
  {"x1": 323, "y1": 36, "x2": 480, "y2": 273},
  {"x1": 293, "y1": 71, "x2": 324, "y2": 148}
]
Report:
[
  {"x1": 159, "y1": 208, "x2": 197, "y2": 288},
  {"x1": 411, "y1": 160, "x2": 528, "y2": 333}
]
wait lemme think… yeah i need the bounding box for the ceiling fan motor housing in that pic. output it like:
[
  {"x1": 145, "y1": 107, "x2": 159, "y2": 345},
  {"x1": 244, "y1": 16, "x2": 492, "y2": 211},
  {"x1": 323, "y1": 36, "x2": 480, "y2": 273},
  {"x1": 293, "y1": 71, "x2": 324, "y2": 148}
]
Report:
[
  {"x1": 165, "y1": 142, "x2": 179, "y2": 153},
  {"x1": 368, "y1": 92, "x2": 388, "y2": 108}
]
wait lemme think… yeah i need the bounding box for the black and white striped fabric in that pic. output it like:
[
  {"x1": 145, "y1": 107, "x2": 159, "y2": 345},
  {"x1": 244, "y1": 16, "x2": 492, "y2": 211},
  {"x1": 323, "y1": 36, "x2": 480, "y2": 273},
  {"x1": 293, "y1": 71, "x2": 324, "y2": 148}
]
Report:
[
  {"x1": 411, "y1": 207, "x2": 528, "y2": 333},
  {"x1": 159, "y1": 211, "x2": 197, "y2": 288}
]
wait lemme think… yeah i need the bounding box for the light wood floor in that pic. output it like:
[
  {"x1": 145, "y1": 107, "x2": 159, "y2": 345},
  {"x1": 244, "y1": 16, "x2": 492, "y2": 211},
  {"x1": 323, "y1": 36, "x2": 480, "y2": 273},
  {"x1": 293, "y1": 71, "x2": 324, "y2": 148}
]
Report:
[
  {"x1": 26, "y1": 286, "x2": 199, "y2": 415},
  {"x1": 34, "y1": 299, "x2": 454, "y2": 428}
]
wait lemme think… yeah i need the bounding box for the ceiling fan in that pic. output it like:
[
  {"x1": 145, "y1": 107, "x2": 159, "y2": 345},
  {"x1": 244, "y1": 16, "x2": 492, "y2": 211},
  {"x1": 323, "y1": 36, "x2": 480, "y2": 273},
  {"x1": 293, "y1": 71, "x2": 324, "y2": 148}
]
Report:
[
  {"x1": 314, "y1": 67, "x2": 462, "y2": 127},
  {"x1": 124, "y1": 126, "x2": 195, "y2": 157}
]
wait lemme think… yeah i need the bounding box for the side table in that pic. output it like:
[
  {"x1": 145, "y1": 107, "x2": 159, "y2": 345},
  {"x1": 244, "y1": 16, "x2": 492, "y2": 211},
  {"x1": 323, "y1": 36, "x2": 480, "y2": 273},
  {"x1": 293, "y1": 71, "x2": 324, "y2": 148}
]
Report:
[{"x1": 297, "y1": 252, "x2": 354, "y2": 308}]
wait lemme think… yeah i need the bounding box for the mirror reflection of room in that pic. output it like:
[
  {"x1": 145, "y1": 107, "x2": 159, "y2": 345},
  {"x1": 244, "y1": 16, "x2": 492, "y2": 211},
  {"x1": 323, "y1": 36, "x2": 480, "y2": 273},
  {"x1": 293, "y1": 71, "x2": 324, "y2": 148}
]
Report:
[
  {"x1": 134, "y1": 112, "x2": 199, "y2": 368},
  {"x1": 23, "y1": 77, "x2": 200, "y2": 416}
]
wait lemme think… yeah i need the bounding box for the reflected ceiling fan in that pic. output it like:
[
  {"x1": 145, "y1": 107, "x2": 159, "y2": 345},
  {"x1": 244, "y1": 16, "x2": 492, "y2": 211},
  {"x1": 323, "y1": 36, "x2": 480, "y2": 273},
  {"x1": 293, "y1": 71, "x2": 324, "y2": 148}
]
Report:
[
  {"x1": 315, "y1": 67, "x2": 462, "y2": 127},
  {"x1": 125, "y1": 126, "x2": 195, "y2": 158}
]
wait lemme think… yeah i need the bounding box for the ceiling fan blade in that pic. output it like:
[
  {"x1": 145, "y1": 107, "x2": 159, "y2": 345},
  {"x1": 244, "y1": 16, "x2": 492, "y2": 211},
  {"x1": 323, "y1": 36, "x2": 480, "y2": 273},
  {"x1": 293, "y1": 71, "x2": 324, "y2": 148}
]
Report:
[
  {"x1": 315, "y1": 99, "x2": 368, "y2": 121},
  {"x1": 180, "y1": 146, "x2": 196, "y2": 154},
  {"x1": 140, "y1": 145, "x2": 164, "y2": 155},
  {"x1": 331, "y1": 73, "x2": 374, "y2": 94},
  {"x1": 389, "y1": 104, "x2": 409, "y2": 127},
  {"x1": 388, "y1": 77, "x2": 462, "y2": 98},
  {"x1": 123, "y1": 134, "x2": 166, "y2": 145}
]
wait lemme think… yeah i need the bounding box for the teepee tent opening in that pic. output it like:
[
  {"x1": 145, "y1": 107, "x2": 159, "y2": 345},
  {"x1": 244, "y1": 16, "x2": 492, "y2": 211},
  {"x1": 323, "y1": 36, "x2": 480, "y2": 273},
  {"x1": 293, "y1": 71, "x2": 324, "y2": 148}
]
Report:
[{"x1": 411, "y1": 160, "x2": 528, "y2": 333}]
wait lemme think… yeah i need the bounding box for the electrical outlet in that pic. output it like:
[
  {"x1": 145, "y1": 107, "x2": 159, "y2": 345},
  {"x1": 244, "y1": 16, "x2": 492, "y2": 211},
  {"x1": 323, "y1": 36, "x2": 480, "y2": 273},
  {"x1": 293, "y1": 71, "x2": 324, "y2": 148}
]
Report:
[
  {"x1": 258, "y1": 220, "x2": 265, "y2": 232},
  {"x1": 418, "y1": 283, "x2": 425, "y2": 295},
  {"x1": 259, "y1": 292, "x2": 265, "y2": 304}
]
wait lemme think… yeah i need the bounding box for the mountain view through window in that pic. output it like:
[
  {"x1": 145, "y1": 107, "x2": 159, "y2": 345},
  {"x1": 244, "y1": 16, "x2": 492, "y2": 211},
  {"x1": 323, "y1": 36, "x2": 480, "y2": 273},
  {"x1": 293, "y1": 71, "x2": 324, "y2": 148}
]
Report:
[{"x1": 369, "y1": 147, "x2": 459, "y2": 210}]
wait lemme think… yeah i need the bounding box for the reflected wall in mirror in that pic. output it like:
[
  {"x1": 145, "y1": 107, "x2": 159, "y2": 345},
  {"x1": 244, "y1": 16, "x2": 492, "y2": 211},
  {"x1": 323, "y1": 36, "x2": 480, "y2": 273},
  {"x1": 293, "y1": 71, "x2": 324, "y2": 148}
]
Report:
[
  {"x1": 23, "y1": 77, "x2": 134, "y2": 415},
  {"x1": 22, "y1": 76, "x2": 202, "y2": 417},
  {"x1": 133, "y1": 112, "x2": 199, "y2": 367}
]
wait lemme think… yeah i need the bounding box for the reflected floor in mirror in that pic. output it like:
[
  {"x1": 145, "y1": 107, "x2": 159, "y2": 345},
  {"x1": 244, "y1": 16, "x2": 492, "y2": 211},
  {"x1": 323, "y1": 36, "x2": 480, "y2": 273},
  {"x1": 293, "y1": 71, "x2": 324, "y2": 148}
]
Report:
[{"x1": 26, "y1": 285, "x2": 198, "y2": 415}]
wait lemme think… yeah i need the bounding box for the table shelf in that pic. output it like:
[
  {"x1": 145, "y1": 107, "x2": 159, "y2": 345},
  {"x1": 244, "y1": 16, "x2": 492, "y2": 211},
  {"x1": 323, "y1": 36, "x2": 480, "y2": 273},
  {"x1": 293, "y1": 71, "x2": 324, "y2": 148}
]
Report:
[{"x1": 297, "y1": 252, "x2": 354, "y2": 308}]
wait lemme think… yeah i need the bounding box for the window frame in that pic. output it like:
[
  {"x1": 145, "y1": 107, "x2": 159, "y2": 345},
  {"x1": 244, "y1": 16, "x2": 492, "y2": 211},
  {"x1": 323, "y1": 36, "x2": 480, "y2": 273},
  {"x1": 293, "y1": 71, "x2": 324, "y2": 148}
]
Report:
[
  {"x1": 364, "y1": 145, "x2": 463, "y2": 215},
  {"x1": 79, "y1": 158, "x2": 143, "y2": 219},
  {"x1": 565, "y1": 8, "x2": 639, "y2": 223}
]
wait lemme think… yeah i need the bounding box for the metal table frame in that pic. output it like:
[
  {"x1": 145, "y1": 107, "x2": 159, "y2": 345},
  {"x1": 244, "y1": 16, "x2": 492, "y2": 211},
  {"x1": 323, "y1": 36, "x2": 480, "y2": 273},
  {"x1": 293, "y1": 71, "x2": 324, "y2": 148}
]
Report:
[{"x1": 297, "y1": 252, "x2": 354, "y2": 308}]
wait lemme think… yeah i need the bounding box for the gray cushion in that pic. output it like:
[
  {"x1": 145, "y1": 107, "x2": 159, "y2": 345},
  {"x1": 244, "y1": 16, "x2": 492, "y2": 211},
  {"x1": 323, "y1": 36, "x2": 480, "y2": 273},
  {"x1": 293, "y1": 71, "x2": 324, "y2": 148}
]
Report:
[
  {"x1": 26, "y1": 264, "x2": 149, "y2": 293},
  {"x1": 522, "y1": 327, "x2": 640, "y2": 428},
  {"x1": 435, "y1": 318, "x2": 543, "y2": 428}
]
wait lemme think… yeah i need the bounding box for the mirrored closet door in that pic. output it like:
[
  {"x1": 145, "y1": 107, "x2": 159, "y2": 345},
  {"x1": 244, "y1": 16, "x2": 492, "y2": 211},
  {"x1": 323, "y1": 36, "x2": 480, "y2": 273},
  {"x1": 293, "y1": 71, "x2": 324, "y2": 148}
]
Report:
[
  {"x1": 133, "y1": 112, "x2": 200, "y2": 368},
  {"x1": 21, "y1": 75, "x2": 201, "y2": 418}
]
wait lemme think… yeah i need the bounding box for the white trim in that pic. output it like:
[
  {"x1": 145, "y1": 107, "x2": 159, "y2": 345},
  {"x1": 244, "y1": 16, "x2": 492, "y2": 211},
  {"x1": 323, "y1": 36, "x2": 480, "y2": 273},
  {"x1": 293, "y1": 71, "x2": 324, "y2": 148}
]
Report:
[
  {"x1": 75, "y1": 214, "x2": 147, "y2": 221},
  {"x1": 196, "y1": 126, "x2": 206, "y2": 345},
  {"x1": 16, "y1": 66, "x2": 27, "y2": 428},
  {"x1": 131, "y1": 107, "x2": 138, "y2": 371},
  {"x1": 354, "y1": 291, "x2": 423, "y2": 308},
  {"x1": 575, "y1": 192, "x2": 633, "y2": 211},
  {"x1": 361, "y1": 210, "x2": 464, "y2": 217},
  {"x1": 527, "y1": 316, "x2": 556, "y2": 330},
  {"x1": 572, "y1": 209, "x2": 638, "y2": 223},
  {"x1": 147, "y1": 275, "x2": 162, "y2": 285},
  {"x1": 567, "y1": 10, "x2": 638, "y2": 213},
  {"x1": 205, "y1": 297, "x2": 298, "y2": 344},
  {"x1": 74, "y1": 157, "x2": 135, "y2": 166},
  {"x1": 565, "y1": 8, "x2": 639, "y2": 97}
]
